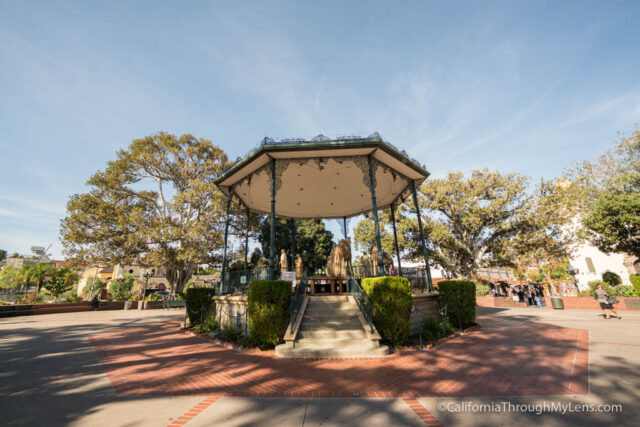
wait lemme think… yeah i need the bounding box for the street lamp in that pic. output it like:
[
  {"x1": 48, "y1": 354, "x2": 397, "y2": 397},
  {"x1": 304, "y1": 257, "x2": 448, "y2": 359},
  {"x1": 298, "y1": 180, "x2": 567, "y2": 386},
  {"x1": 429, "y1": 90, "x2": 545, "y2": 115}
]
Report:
[{"x1": 140, "y1": 271, "x2": 152, "y2": 301}]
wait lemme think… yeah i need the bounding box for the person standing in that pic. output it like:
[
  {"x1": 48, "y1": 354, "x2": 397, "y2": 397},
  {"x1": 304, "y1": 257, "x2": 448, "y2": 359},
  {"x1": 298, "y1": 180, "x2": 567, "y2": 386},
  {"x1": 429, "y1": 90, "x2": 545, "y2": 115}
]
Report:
[
  {"x1": 594, "y1": 284, "x2": 621, "y2": 319},
  {"x1": 526, "y1": 288, "x2": 534, "y2": 305},
  {"x1": 534, "y1": 293, "x2": 542, "y2": 309}
]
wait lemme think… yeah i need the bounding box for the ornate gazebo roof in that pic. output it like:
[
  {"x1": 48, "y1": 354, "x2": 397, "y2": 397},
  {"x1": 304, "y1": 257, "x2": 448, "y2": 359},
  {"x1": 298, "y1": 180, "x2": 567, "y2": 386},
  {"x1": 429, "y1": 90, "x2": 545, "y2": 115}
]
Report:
[{"x1": 214, "y1": 133, "x2": 429, "y2": 219}]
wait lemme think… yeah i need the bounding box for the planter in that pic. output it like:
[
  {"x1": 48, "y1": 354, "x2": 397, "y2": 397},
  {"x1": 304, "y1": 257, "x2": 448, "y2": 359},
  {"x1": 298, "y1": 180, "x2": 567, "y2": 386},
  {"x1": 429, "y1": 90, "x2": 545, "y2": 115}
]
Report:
[
  {"x1": 124, "y1": 301, "x2": 133, "y2": 310},
  {"x1": 550, "y1": 296, "x2": 564, "y2": 309},
  {"x1": 623, "y1": 298, "x2": 640, "y2": 310}
]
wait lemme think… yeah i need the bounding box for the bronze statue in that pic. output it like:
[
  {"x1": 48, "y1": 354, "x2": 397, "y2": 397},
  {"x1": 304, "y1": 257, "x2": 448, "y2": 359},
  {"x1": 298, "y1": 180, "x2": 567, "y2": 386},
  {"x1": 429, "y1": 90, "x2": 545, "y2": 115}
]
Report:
[
  {"x1": 280, "y1": 249, "x2": 288, "y2": 273},
  {"x1": 326, "y1": 238, "x2": 352, "y2": 278},
  {"x1": 295, "y1": 253, "x2": 303, "y2": 278},
  {"x1": 369, "y1": 245, "x2": 393, "y2": 275}
]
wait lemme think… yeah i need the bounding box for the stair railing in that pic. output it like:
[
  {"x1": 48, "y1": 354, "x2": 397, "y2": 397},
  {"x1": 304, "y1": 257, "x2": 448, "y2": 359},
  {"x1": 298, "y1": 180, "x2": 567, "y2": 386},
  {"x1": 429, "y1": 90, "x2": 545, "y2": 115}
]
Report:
[
  {"x1": 289, "y1": 279, "x2": 306, "y2": 334},
  {"x1": 348, "y1": 278, "x2": 374, "y2": 334}
]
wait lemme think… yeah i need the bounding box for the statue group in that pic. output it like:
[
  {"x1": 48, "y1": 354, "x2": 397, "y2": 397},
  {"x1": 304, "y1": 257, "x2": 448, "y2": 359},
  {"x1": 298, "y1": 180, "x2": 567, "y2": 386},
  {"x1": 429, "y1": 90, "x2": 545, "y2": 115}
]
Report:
[
  {"x1": 280, "y1": 249, "x2": 305, "y2": 278},
  {"x1": 326, "y1": 238, "x2": 352, "y2": 278},
  {"x1": 369, "y1": 245, "x2": 394, "y2": 275}
]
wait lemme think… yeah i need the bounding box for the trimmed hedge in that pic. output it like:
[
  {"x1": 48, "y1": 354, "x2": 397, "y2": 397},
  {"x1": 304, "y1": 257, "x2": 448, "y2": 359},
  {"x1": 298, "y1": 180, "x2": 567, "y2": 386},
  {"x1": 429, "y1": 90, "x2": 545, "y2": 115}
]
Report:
[
  {"x1": 361, "y1": 276, "x2": 412, "y2": 345},
  {"x1": 438, "y1": 280, "x2": 476, "y2": 329},
  {"x1": 602, "y1": 271, "x2": 622, "y2": 286},
  {"x1": 185, "y1": 287, "x2": 216, "y2": 326},
  {"x1": 630, "y1": 274, "x2": 640, "y2": 288},
  {"x1": 247, "y1": 280, "x2": 291, "y2": 348}
]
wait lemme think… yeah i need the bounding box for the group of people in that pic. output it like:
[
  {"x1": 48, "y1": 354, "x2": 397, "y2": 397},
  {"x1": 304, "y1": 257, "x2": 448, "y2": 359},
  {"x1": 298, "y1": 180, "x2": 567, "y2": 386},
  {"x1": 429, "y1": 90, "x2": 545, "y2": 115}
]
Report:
[{"x1": 508, "y1": 285, "x2": 544, "y2": 308}]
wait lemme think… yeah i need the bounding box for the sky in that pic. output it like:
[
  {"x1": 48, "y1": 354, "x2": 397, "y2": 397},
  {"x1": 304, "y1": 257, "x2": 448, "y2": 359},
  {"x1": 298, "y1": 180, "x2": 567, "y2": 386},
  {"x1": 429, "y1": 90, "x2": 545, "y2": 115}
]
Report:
[{"x1": 1, "y1": 0, "x2": 639, "y2": 259}]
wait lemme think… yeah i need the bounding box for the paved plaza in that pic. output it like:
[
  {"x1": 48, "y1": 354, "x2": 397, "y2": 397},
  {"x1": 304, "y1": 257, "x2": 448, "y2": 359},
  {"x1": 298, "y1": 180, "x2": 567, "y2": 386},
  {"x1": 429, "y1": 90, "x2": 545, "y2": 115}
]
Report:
[{"x1": 1, "y1": 307, "x2": 638, "y2": 426}]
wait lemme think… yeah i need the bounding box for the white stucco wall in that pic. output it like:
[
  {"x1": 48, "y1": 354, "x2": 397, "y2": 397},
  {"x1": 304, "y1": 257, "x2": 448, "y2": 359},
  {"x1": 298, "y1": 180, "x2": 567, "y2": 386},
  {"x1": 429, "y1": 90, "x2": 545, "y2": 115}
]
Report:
[{"x1": 569, "y1": 241, "x2": 631, "y2": 289}]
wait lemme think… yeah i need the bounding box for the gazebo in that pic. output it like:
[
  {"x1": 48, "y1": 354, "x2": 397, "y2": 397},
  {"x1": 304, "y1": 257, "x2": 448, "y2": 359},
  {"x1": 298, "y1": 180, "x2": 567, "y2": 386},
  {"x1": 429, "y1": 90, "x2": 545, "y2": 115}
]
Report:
[{"x1": 214, "y1": 133, "x2": 434, "y2": 293}]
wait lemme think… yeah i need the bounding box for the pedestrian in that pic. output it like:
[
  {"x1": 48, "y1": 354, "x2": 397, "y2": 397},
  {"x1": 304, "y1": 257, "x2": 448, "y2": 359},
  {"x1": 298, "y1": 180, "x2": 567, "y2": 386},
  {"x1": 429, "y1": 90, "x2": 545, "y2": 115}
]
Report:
[
  {"x1": 534, "y1": 293, "x2": 542, "y2": 309},
  {"x1": 526, "y1": 288, "x2": 533, "y2": 305},
  {"x1": 594, "y1": 285, "x2": 621, "y2": 319},
  {"x1": 91, "y1": 295, "x2": 100, "y2": 311},
  {"x1": 517, "y1": 288, "x2": 525, "y2": 303}
]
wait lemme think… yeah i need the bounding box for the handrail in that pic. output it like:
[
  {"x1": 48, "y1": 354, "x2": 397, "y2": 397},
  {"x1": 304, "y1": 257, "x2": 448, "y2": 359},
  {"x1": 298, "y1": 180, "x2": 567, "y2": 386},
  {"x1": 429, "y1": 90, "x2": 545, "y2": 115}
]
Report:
[
  {"x1": 348, "y1": 278, "x2": 375, "y2": 334},
  {"x1": 289, "y1": 281, "x2": 306, "y2": 333}
]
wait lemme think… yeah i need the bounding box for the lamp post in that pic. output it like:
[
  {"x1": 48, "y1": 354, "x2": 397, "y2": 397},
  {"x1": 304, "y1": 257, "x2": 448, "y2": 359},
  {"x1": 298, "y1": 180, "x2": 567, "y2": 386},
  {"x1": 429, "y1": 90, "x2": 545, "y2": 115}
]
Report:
[{"x1": 140, "y1": 271, "x2": 151, "y2": 307}]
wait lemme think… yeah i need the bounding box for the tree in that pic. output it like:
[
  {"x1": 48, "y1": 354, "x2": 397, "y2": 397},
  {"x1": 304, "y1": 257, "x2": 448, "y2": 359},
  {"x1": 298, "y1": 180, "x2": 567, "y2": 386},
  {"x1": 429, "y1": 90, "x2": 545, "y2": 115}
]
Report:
[
  {"x1": 569, "y1": 130, "x2": 640, "y2": 257},
  {"x1": 43, "y1": 267, "x2": 79, "y2": 298},
  {"x1": 258, "y1": 218, "x2": 334, "y2": 274},
  {"x1": 60, "y1": 132, "x2": 233, "y2": 294},
  {"x1": 0, "y1": 249, "x2": 6, "y2": 263},
  {"x1": 23, "y1": 263, "x2": 56, "y2": 295},
  {"x1": 108, "y1": 276, "x2": 134, "y2": 300},
  {"x1": 0, "y1": 265, "x2": 21, "y2": 289},
  {"x1": 583, "y1": 190, "x2": 640, "y2": 257}
]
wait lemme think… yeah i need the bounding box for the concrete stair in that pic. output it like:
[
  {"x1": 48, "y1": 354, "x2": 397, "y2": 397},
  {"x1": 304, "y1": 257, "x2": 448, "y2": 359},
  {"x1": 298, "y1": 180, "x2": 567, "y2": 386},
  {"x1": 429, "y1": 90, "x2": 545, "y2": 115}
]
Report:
[{"x1": 275, "y1": 295, "x2": 389, "y2": 358}]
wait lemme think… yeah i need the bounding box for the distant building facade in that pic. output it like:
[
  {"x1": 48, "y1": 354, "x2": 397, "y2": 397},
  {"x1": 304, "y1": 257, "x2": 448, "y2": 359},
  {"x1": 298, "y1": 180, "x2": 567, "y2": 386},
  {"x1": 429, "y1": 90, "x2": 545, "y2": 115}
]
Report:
[{"x1": 569, "y1": 241, "x2": 638, "y2": 290}]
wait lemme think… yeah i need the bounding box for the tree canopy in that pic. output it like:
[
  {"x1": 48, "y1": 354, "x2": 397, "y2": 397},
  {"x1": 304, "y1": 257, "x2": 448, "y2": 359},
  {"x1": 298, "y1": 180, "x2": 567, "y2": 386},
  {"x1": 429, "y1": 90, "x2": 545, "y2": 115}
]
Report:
[
  {"x1": 576, "y1": 130, "x2": 640, "y2": 257},
  {"x1": 258, "y1": 218, "x2": 334, "y2": 274},
  {"x1": 353, "y1": 169, "x2": 576, "y2": 278},
  {"x1": 60, "y1": 132, "x2": 232, "y2": 294}
]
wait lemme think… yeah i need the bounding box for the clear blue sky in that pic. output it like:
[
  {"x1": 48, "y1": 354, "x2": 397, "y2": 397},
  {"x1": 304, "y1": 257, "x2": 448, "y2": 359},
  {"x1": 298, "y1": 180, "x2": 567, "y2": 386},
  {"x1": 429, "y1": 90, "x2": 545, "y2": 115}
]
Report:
[{"x1": 1, "y1": 0, "x2": 639, "y2": 259}]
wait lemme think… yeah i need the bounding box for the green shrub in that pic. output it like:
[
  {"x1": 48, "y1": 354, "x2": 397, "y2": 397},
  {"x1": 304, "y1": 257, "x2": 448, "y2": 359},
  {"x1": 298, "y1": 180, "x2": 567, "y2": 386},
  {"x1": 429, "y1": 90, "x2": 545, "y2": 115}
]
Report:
[
  {"x1": 630, "y1": 274, "x2": 640, "y2": 288},
  {"x1": 582, "y1": 280, "x2": 612, "y2": 296},
  {"x1": 438, "y1": 280, "x2": 476, "y2": 329},
  {"x1": 361, "y1": 276, "x2": 412, "y2": 346},
  {"x1": 221, "y1": 324, "x2": 244, "y2": 344},
  {"x1": 420, "y1": 316, "x2": 455, "y2": 342},
  {"x1": 65, "y1": 295, "x2": 84, "y2": 303},
  {"x1": 475, "y1": 282, "x2": 491, "y2": 296},
  {"x1": 247, "y1": 280, "x2": 291, "y2": 348},
  {"x1": 108, "y1": 277, "x2": 134, "y2": 301},
  {"x1": 602, "y1": 271, "x2": 622, "y2": 286},
  {"x1": 191, "y1": 313, "x2": 219, "y2": 333},
  {"x1": 185, "y1": 287, "x2": 217, "y2": 325},
  {"x1": 611, "y1": 285, "x2": 640, "y2": 297}
]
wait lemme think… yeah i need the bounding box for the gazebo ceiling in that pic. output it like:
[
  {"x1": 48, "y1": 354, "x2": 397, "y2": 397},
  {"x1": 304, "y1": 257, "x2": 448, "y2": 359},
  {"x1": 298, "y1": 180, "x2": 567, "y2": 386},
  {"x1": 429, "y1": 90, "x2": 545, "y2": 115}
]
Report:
[{"x1": 214, "y1": 134, "x2": 430, "y2": 219}]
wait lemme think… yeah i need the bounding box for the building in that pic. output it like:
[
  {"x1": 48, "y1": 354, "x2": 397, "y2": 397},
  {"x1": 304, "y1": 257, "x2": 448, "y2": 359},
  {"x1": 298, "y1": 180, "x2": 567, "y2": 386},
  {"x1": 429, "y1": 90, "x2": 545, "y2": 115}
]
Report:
[
  {"x1": 569, "y1": 241, "x2": 639, "y2": 290},
  {"x1": 76, "y1": 264, "x2": 168, "y2": 296}
]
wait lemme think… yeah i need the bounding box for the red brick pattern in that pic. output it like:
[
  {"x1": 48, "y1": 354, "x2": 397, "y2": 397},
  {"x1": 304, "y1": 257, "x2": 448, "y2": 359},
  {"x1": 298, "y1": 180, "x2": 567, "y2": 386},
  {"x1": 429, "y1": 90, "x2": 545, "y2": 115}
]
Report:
[
  {"x1": 558, "y1": 296, "x2": 639, "y2": 311},
  {"x1": 167, "y1": 395, "x2": 219, "y2": 426},
  {"x1": 402, "y1": 398, "x2": 443, "y2": 426},
  {"x1": 90, "y1": 314, "x2": 589, "y2": 399},
  {"x1": 476, "y1": 296, "x2": 529, "y2": 308}
]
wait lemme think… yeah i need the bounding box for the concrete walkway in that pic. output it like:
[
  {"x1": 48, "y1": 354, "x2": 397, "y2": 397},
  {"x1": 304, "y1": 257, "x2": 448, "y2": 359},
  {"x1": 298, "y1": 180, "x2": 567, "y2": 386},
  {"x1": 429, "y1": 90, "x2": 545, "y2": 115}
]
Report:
[{"x1": 0, "y1": 307, "x2": 638, "y2": 426}]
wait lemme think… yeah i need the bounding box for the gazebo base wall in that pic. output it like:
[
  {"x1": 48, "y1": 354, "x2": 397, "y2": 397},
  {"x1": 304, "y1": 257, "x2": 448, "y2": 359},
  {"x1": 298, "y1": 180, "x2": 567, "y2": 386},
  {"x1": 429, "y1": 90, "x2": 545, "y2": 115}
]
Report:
[{"x1": 410, "y1": 293, "x2": 440, "y2": 335}]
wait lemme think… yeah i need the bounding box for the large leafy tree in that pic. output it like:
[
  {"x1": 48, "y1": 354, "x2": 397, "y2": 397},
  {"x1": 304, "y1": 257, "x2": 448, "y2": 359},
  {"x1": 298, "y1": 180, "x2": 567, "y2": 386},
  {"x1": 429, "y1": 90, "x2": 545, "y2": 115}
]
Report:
[
  {"x1": 60, "y1": 132, "x2": 232, "y2": 294},
  {"x1": 0, "y1": 249, "x2": 7, "y2": 263},
  {"x1": 415, "y1": 169, "x2": 534, "y2": 278},
  {"x1": 354, "y1": 169, "x2": 575, "y2": 279},
  {"x1": 574, "y1": 130, "x2": 640, "y2": 257},
  {"x1": 258, "y1": 218, "x2": 334, "y2": 274}
]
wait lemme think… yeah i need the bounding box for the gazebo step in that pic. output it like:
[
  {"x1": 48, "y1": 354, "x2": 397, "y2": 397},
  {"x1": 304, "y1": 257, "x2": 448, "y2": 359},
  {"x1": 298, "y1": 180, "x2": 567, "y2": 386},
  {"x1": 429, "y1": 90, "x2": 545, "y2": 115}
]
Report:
[
  {"x1": 294, "y1": 338, "x2": 377, "y2": 349},
  {"x1": 304, "y1": 307, "x2": 354, "y2": 316},
  {"x1": 305, "y1": 302, "x2": 353, "y2": 310},
  {"x1": 300, "y1": 320, "x2": 362, "y2": 331},
  {"x1": 302, "y1": 314, "x2": 358, "y2": 322},
  {"x1": 307, "y1": 295, "x2": 349, "y2": 302},
  {"x1": 297, "y1": 329, "x2": 367, "y2": 339},
  {"x1": 275, "y1": 345, "x2": 389, "y2": 358}
]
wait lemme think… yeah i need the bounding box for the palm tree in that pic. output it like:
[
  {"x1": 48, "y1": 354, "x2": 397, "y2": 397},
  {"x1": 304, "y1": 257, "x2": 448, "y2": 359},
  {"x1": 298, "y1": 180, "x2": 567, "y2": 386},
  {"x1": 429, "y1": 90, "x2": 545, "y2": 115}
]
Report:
[{"x1": 23, "y1": 263, "x2": 56, "y2": 296}]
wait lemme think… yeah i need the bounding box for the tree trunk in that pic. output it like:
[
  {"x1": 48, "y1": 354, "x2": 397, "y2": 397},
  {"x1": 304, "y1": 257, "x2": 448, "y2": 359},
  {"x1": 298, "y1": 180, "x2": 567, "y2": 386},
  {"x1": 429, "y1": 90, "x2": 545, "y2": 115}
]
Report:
[{"x1": 166, "y1": 263, "x2": 194, "y2": 295}]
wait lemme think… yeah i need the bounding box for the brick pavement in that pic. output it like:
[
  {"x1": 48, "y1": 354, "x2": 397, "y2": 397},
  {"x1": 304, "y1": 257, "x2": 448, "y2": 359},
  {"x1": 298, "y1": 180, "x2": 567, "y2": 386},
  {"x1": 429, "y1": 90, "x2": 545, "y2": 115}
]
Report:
[{"x1": 90, "y1": 314, "x2": 589, "y2": 399}]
